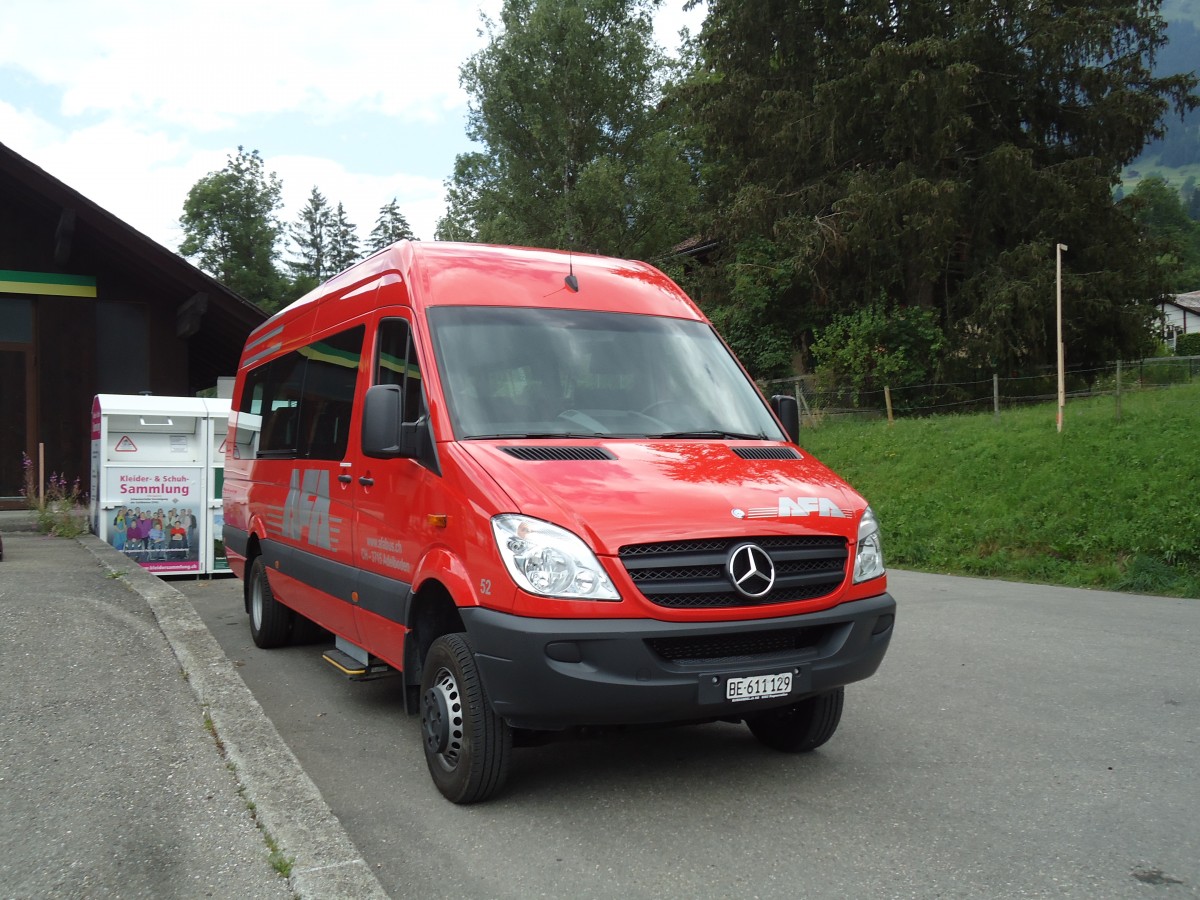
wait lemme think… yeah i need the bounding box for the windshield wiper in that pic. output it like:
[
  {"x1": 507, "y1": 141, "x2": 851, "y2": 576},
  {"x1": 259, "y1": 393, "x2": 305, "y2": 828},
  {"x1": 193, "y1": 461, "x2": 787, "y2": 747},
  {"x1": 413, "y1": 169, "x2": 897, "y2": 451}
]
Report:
[{"x1": 648, "y1": 430, "x2": 766, "y2": 440}]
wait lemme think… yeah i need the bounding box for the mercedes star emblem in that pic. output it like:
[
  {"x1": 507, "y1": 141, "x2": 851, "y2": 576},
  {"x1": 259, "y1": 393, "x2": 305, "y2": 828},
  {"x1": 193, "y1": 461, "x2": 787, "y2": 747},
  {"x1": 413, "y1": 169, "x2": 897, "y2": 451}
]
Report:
[{"x1": 727, "y1": 543, "x2": 775, "y2": 599}]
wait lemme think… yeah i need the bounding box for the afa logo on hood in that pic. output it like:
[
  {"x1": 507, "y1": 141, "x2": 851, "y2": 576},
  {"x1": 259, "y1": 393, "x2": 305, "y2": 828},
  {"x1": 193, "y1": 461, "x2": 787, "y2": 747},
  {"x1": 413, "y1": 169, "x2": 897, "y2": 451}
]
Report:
[{"x1": 732, "y1": 497, "x2": 851, "y2": 519}]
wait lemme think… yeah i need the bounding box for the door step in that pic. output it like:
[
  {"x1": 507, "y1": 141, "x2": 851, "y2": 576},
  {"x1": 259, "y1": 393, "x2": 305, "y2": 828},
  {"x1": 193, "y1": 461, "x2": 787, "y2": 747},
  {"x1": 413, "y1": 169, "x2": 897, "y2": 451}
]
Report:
[{"x1": 321, "y1": 647, "x2": 393, "y2": 680}]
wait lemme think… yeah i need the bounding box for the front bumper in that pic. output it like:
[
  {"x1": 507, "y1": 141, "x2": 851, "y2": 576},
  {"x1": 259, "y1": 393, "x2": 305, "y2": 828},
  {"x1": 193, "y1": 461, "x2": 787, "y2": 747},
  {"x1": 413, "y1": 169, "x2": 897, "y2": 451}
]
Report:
[{"x1": 461, "y1": 593, "x2": 895, "y2": 730}]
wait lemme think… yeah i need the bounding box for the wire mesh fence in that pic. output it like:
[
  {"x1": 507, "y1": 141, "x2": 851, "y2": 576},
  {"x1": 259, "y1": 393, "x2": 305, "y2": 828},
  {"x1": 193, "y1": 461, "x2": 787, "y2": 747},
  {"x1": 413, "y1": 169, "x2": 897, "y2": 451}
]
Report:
[{"x1": 761, "y1": 356, "x2": 1200, "y2": 426}]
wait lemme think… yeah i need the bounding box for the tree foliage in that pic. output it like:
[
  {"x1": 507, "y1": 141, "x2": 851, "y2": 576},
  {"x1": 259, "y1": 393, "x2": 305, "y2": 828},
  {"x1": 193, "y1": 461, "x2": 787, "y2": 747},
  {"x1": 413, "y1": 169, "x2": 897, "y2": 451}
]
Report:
[
  {"x1": 179, "y1": 146, "x2": 287, "y2": 308},
  {"x1": 367, "y1": 198, "x2": 416, "y2": 254},
  {"x1": 680, "y1": 0, "x2": 1199, "y2": 378},
  {"x1": 181, "y1": 154, "x2": 418, "y2": 308},
  {"x1": 286, "y1": 186, "x2": 333, "y2": 296},
  {"x1": 1124, "y1": 176, "x2": 1200, "y2": 291},
  {"x1": 327, "y1": 203, "x2": 361, "y2": 274},
  {"x1": 435, "y1": 0, "x2": 698, "y2": 260},
  {"x1": 811, "y1": 302, "x2": 946, "y2": 404}
]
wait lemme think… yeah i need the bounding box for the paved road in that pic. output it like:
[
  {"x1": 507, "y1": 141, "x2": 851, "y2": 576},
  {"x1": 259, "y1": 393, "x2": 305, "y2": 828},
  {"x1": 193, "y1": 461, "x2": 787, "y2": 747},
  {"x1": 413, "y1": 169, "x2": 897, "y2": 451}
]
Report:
[
  {"x1": 0, "y1": 533, "x2": 292, "y2": 900},
  {"x1": 177, "y1": 570, "x2": 1199, "y2": 899}
]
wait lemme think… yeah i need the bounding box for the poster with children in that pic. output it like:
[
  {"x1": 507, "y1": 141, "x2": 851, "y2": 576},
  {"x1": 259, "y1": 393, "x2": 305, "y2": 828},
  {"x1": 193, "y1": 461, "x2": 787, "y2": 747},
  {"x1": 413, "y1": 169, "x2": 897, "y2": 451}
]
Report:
[{"x1": 105, "y1": 469, "x2": 202, "y2": 573}]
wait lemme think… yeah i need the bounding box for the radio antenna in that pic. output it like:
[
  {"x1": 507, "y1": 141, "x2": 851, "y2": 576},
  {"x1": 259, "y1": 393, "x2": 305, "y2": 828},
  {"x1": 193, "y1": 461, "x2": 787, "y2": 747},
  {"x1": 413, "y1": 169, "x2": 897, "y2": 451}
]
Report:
[{"x1": 564, "y1": 252, "x2": 579, "y2": 292}]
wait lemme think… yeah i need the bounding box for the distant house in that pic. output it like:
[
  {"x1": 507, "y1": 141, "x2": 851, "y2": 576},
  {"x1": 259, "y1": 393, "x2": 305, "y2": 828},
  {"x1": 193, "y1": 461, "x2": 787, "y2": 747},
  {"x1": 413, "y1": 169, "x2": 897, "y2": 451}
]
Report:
[
  {"x1": 1159, "y1": 291, "x2": 1200, "y2": 351},
  {"x1": 0, "y1": 141, "x2": 266, "y2": 509}
]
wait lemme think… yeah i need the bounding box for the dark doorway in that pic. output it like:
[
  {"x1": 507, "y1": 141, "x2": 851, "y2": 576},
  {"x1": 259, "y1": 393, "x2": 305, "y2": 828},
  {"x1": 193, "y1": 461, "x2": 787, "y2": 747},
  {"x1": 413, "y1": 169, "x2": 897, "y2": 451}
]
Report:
[{"x1": 0, "y1": 346, "x2": 34, "y2": 506}]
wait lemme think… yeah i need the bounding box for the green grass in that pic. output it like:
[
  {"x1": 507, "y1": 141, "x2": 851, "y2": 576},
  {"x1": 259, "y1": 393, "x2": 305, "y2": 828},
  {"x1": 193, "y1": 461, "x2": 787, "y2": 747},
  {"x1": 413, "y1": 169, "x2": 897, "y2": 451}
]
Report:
[{"x1": 798, "y1": 382, "x2": 1200, "y2": 597}]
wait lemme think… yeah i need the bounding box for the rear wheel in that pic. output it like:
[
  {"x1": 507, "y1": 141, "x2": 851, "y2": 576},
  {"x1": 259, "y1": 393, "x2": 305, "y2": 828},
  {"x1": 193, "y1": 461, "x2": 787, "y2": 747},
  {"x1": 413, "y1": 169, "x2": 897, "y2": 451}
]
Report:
[
  {"x1": 248, "y1": 556, "x2": 292, "y2": 649},
  {"x1": 420, "y1": 633, "x2": 511, "y2": 804},
  {"x1": 291, "y1": 614, "x2": 329, "y2": 645},
  {"x1": 746, "y1": 687, "x2": 844, "y2": 752}
]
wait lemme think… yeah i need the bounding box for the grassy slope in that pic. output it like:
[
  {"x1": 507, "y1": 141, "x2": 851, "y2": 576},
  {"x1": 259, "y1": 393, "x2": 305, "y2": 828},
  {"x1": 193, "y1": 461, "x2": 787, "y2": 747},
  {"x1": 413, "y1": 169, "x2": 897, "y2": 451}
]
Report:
[
  {"x1": 1122, "y1": 161, "x2": 1200, "y2": 195},
  {"x1": 798, "y1": 382, "x2": 1200, "y2": 597}
]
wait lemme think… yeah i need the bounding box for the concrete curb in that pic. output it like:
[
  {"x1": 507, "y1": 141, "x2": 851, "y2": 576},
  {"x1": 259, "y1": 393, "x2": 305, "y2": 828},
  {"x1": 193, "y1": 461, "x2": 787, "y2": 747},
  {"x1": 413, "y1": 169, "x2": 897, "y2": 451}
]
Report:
[{"x1": 78, "y1": 534, "x2": 390, "y2": 900}]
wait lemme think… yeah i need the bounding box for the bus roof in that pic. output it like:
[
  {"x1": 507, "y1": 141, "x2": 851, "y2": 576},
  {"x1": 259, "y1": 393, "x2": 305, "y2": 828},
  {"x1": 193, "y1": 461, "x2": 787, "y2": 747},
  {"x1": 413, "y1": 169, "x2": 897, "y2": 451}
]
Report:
[{"x1": 248, "y1": 241, "x2": 706, "y2": 346}]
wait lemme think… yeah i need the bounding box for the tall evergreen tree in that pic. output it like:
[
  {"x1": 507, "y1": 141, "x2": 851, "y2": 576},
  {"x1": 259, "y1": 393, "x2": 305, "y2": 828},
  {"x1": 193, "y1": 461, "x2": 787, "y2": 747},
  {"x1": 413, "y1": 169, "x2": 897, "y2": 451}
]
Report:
[
  {"x1": 435, "y1": 0, "x2": 698, "y2": 260},
  {"x1": 179, "y1": 146, "x2": 286, "y2": 309},
  {"x1": 366, "y1": 198, "x2": 416, "y2": 254},
  {"x1": 327, "y1": 203, "x2": 361, "y2": 274},
  {"x1": 682, "y1": 0, "x2": 1199, "y2": 377},
  {"x1": 286, "y1": 186, "x2": 333, "y2": 295}
]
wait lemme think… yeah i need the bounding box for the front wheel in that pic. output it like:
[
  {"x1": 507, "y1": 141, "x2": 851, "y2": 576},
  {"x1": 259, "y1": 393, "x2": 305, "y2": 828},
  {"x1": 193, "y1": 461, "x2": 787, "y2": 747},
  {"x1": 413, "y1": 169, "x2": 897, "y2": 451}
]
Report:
[
  {"x1": 746, "y1": 687, "x2": 844, "y2": 752},
  {"x1": 248, "y1": 556, "x2": 293, "y2": 649},
  {"x1": 419, "y1": 633, "x2": 512, "y2": 804}
]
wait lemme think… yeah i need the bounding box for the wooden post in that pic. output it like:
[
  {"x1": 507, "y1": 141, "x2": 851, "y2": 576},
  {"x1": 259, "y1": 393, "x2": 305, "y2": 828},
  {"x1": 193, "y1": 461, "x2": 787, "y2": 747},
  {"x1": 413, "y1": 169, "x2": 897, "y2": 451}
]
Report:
[
  {"x1": 884, "y1": 386, "x2": 894, "y2": 426},
  {"x1": 38, "y1": 442, "x2": 45, "y2": 505},
  {"x1": 993, "y1": 373, "x2": 1000, "y2": 422},
  {"x1": 1115, "y1": 360, "x2": 1122, "y2": 422},
  {"x1": 794, "y1": 379, "x2": 812, "y2": 427}
]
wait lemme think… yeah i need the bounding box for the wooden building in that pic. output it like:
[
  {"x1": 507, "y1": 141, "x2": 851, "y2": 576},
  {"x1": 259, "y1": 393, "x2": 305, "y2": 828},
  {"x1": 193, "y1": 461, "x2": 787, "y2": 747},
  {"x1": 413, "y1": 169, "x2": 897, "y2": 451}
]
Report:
[{"x1": 0, "y1": 141, "x2": 266, "y2": 509}]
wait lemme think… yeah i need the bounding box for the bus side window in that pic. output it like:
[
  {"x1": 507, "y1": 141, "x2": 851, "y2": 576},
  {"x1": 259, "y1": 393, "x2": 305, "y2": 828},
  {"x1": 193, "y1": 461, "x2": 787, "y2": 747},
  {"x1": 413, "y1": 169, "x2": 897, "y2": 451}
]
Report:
[
  {"x1": 298, "y1": 325, "x2": 364, "y2": 460},
  {"x1": 247, "y1": 353, "x2": 305, "y2": 457},
  {"x1": 376, "y1": 318, "x2": 425, "y2": 423}
]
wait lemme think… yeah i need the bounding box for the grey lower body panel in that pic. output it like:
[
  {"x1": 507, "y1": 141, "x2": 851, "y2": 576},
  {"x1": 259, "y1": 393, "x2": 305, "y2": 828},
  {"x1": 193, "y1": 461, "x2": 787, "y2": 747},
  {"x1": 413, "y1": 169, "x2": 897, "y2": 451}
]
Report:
[{"x1": 461, "y1": 593, "x2": 895, "y2": 730}]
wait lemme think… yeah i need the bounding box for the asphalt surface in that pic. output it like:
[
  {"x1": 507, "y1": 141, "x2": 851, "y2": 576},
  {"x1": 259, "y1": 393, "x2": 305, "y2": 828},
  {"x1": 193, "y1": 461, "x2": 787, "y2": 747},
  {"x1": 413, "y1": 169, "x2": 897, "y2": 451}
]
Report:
[
  {"x1": 4, "y1": 509, "x2": 1198, "y2": 899},
  {"x1": 0, "y1": 513, "x2": 387, "y2": 899},
  {"x1": 180, "y1": 566, "x2": 1200, "y2": 900}
]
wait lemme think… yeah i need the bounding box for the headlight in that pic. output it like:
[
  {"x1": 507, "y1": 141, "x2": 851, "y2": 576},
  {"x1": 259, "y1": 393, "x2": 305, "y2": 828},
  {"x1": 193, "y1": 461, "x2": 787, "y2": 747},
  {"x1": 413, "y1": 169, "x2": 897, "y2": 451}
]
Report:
[
  {"x1": 492, "y1": 515, "x2": 620, "y2": 601},
  {"x1": 853, "y1": 506, "x2": 886, "y2": 584}
]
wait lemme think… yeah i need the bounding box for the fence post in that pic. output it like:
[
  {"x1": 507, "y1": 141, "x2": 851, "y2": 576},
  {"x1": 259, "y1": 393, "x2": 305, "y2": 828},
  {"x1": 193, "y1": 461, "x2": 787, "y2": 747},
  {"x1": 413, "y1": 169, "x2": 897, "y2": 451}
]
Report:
[
  {"x1": 1115, "y1": 360, "x2": 1122, "y2": 422},
  {"x1": 993, "y1": 373, "x2": 1000, "y2": 422},
  {"x1": 884, "y1": 386, "x2": 894, "y2": 426},
  {"x1": 793, "y1": 379, "x2": 812, "y2": 427}
]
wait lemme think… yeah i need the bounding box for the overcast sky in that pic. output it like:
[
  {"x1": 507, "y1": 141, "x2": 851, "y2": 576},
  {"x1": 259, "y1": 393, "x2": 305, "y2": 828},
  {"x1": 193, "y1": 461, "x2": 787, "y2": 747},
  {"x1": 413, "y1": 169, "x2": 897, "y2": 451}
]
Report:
[{"x1": 0, "y1": 0, "x2": 704, "y2": 260}]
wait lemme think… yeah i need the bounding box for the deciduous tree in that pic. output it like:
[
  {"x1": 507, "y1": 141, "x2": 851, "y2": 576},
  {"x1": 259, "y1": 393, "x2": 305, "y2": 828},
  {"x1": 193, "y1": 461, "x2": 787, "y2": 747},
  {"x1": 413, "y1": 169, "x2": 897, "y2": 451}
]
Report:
[
  {"x1": 436, "y1": 0, "x2": 698, "y2": 260},
  {"x1": 179, "y1": 146, "x2": 286, "y2": 309},
  {"x1": 1125, "y1": 176, "x2": 1200, "y2": 290}
]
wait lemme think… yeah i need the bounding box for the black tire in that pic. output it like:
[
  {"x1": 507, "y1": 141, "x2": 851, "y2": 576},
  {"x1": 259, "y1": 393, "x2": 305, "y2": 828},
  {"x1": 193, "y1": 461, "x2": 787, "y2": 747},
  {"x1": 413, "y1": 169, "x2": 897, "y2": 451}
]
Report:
[
  {"x1": 248, "y1": 556, "x2": 293, "y2": 649},
  {"x1": 419, "y1": 633, "x2": 512, "y2": 804},
  {"x1": 746, "y1": 687, "x2": 844, "y2": 752},
  {"x1": 291, "y1": 613, "x2": 329, "y2": 645}
]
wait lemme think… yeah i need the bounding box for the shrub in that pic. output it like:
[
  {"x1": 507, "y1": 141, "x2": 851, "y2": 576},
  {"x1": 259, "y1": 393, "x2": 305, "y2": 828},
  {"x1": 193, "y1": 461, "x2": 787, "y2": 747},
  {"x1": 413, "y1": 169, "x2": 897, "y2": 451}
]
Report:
[
  {"x1": 810, "y1": 301, "x2": 945, "y2": 406},
  {"x1": 21, "y1": 452, "x2": 88, "y2": 538},
  {"x1": 1175, "y1": 332, "x2": 1200, "y2": 356}
]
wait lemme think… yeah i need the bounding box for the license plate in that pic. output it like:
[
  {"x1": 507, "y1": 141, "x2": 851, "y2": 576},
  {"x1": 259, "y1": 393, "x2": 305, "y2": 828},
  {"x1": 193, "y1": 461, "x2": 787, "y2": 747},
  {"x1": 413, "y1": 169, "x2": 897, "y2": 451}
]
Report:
[{"x1": 725, "y1": 671, "x2": 793, "y2": 702}]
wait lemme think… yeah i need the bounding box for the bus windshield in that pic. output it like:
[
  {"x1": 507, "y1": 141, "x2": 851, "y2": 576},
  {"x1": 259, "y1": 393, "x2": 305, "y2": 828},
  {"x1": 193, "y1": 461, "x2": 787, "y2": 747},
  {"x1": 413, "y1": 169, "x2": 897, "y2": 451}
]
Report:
[{"x1": 427, "y1": 307, "x2": 785, "y2": 441}]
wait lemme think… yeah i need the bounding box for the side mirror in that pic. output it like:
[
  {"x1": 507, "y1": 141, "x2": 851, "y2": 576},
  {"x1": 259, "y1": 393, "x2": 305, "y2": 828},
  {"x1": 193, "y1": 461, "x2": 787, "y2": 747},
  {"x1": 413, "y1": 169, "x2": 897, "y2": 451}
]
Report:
[
  {"x1": 770, "y1": 394, "x2": 800, "y2": 444},
  {"x1": 363, "y1": 384, "x2": 403, "y2": 457},
  {"x1": 362, "y1": 384, "x2": 440, "y2": 473}
]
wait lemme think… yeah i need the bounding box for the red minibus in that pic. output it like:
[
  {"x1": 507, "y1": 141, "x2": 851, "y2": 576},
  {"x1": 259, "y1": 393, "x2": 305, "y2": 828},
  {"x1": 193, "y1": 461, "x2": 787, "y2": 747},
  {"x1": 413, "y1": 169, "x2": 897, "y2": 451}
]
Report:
[{"x1": 223, "y1": 241, "x2": 894, "y2": 803}]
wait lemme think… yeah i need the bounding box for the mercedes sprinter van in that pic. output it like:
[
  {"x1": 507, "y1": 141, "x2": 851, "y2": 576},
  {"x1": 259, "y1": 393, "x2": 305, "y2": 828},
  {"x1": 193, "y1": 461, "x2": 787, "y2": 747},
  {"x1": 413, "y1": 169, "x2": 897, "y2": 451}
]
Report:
[{"x1": 223, "y1": 241, "x2": 895, "y2": 803}]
